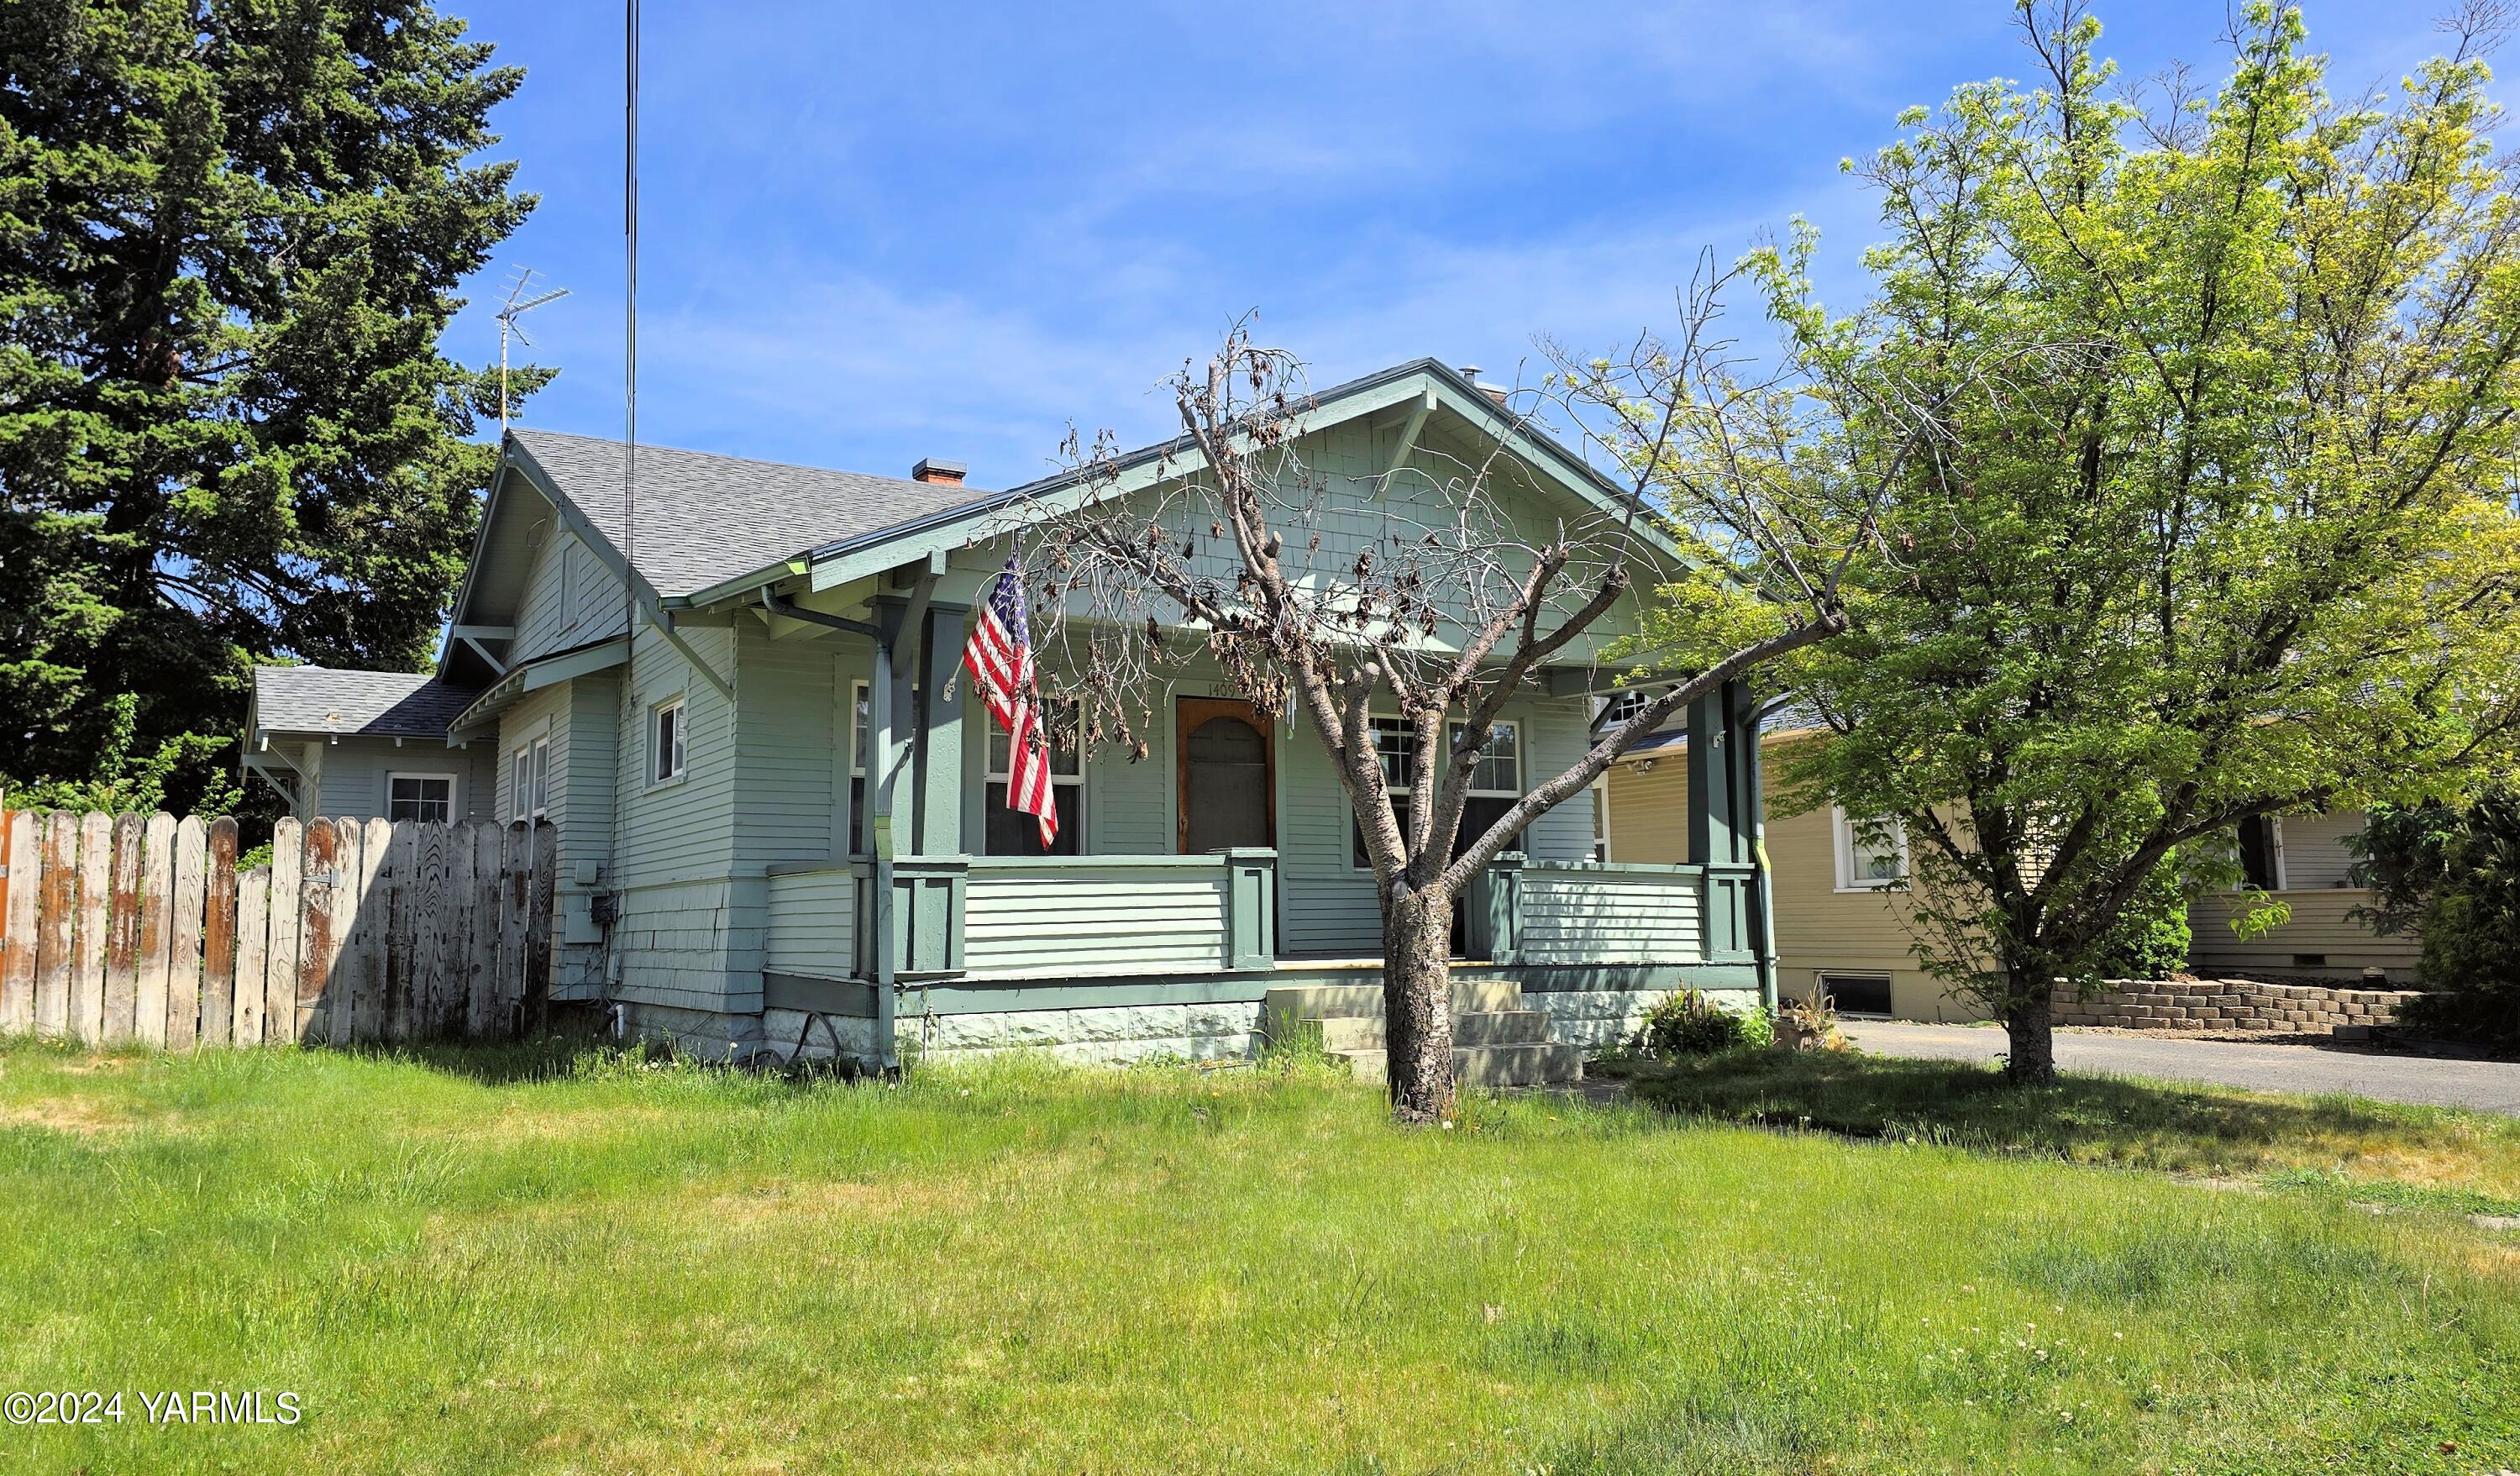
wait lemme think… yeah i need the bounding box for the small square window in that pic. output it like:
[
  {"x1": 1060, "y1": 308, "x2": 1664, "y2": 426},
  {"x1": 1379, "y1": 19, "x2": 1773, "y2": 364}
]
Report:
[
  {"x1": 651, "y1": 697, "x2": 687, "y2": 785},
  {"x1": 388, "y1": 774, "x2": 454, "y2": 824}
]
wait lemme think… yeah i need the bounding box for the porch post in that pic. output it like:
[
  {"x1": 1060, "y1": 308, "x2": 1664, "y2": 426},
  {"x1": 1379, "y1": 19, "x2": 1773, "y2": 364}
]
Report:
[
  {"x1": 915, "y1": 602, "x2": 969, "y2": 855},
  {"x1": 1685, "y1": 686, "x2": 1738, "y2": 865},
  {"x1": 1689, "y1": 680, "x2": 1757, "y2": 969}
]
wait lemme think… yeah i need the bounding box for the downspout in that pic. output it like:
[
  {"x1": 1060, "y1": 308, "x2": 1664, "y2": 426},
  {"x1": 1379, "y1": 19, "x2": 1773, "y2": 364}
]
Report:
[
  {"x1": 761, "y1": 584, "x2": 900, "y2": 1069},
  {"x1": 1741, "y1": 693, "x2": 1780, "y2": 1014}
]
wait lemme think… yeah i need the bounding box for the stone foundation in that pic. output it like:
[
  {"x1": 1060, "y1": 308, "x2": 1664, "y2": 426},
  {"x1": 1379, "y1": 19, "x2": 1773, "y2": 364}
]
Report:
[
  {"x1": 2053, "y1": 979, "x2": 2420, "y2": 1034},
  {"x1": 901, "y1": 1001, "x2": 1263, "y2": 1066},
  {"x1": 1525, "y1": 986, "x2": 1758, "y2": 1049}
]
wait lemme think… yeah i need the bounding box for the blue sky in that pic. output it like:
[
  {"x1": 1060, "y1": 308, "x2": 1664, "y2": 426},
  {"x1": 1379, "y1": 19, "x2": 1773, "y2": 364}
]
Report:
[{"x1": 447, "y1": 1, "x2": 2436, "y2": 490}]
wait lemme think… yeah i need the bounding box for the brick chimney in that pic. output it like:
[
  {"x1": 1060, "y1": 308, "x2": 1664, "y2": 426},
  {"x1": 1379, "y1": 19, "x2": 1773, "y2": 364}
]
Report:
[{"x1": 911, "y1": 457, "x2": 966, "y2": 486}]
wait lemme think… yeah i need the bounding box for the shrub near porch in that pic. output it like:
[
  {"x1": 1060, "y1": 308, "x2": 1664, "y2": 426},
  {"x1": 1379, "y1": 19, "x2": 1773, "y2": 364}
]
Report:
[{"x1": 1, "y1": 1039, "x2": 2516, "y2": 1473}]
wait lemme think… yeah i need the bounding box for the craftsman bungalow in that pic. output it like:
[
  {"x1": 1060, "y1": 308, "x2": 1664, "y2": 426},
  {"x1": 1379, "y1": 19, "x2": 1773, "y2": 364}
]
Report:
[{"x1": 248, "y1": 360, "x2": 1775, "y2": 1079}]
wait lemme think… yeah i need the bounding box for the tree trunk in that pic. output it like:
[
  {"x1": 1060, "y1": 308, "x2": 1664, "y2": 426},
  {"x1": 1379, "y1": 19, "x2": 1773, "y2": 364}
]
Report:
[
  {"x1": 2002, "y1": 971, "x2": 2057, "y2": 1086},
  {"x1": 1381, "y1": 885, "x2": 1457, "y2": 1125}
]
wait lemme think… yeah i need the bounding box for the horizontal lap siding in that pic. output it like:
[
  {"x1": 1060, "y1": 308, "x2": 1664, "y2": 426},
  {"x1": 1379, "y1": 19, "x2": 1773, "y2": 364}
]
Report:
[
  {"x1": 614, "y1": 624, "x2": 742, "y2": 1011},
  {"x1": 2189, "y1": 888, "x2": 2418, "y2": 976},
  {"x1": 1520, "y1": 871, "x2": 1703, "y2": 963},
  {"x1": 737, "y1": 624, "x2": 842, "y2": 872},
  {"x1": 764, "y1": 870, "x2": 854, "y2": 978},
  {"x1": 963, "y1": 869, "x2": 1226, "y2": 976}
]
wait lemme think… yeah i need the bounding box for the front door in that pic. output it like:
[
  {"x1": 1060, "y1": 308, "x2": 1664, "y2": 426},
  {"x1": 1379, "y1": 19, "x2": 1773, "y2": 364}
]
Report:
[{"x1": 1177, "y1": 697, "x2": 1274, "y2": 854}]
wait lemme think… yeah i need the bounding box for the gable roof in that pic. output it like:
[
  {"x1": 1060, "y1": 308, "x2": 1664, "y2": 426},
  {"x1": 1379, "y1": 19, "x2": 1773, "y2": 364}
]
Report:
[
  {"x1": 503, "y1": 428, "x2": 998, "y2": 598},
  {"x1": 786, "y1": 356, "x2": 1688, "y2": 601},
  {"x1": 253, "y1": 667, "x2": 480, "y2": 738}
]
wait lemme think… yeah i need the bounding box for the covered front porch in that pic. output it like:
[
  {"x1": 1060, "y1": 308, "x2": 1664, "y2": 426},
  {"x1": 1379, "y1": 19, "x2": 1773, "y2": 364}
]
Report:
[{"x1": 752, "y1": 675, "x2": 1772, "y2": 1068}]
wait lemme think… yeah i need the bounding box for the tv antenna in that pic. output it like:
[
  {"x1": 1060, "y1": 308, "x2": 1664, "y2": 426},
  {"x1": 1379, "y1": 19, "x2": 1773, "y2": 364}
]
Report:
[{"x1": 495, "y1": 265, "x2": 570, "y2": 430}]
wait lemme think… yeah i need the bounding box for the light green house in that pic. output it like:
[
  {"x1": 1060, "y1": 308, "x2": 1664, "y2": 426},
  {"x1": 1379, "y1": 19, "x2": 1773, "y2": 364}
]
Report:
[{"x1": 250, "y1": 360, "x2": 1775, "y2": 1076}]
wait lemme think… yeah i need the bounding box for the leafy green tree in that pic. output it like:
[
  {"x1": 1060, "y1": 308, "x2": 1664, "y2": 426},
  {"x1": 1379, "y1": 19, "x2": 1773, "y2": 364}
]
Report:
[
  {"x1": 1759, "y1": 2, "x2": 2520, "y2": 1082},
  {"x1": 2349, "y1": 793, "x2": 2520, "y2": 1047},
  {"x1": 0, "y1": 0, "x2": 545, "y2": 816}
]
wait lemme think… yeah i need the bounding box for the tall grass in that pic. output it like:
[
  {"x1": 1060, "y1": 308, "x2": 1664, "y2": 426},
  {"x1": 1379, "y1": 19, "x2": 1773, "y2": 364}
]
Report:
[{"x1": 0, "y1": 1037, "x2": 2513, "y2": 1473}]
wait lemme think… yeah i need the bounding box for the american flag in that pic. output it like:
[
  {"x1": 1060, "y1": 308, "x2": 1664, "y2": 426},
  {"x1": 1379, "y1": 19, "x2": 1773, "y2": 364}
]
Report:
[{"x1": 963, "y1": 558, "x2": 1058, "y2": 848}]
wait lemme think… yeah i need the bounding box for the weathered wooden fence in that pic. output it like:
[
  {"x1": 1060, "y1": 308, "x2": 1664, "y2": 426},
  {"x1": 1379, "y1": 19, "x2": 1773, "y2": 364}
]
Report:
[{"x1": 0, "y1": 812, "x2": 558, "y2": 1048}]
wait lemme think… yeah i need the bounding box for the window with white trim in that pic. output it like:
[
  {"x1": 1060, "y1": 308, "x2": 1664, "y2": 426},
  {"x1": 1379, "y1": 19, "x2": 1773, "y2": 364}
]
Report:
[
  {"x1": 1352, "y1": 717, "x2": 1522, "y2": 868},
  {"x1": 1589, "y1": 775, "x2": 1611, "y2": 862},
  {"x1": 984, "y1": 702, "x2": 1082, "y2": 856},
  {"x1": 512, "y1": 737, "x2": 549, "y2": 822},
  {"x1": 649, "y1": 696, "x2": 687, "y2": 786},
  {"x1": 847, "y1": 680, "x2": 869, "y2": 855},
  {"x1": 1831, "y1": 806, "x2": 1906, "y2": 890},
  {"x1": 387, "y1": 773, "x2": 455, "y2": 824}
]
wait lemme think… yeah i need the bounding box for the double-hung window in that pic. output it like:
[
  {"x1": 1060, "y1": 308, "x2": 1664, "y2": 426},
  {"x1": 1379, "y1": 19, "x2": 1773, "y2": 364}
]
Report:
[
  {"x1": 984, "y1": 703, "x2": 1083, "y2": 855},
  {"x1": 387, "y1": 773, "x2": 455, "y2": 824},
  {"x1": 650, "y1": 696, "x2": 687, "y2": 786},
  {"x1": 1352, "y1": 717, "x2": 1522, "y2": 868},
  {"x1": 1831, "y1": 806, "x2": 1906, "y2": 890},
  {"x1": 512, "y1": 737, "x2": 550, "y2": 822}
]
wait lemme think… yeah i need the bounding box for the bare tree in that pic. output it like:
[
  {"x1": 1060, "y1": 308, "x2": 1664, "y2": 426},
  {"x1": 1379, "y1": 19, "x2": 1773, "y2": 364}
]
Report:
[{"x1": 1005, "y1": 272, "x2": 1905, "y2": 1123}]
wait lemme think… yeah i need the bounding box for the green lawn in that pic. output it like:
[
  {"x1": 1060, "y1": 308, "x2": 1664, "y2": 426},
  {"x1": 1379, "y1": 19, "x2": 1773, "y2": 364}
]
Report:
[{"x1": 1, "y1": 1037, "x2": 2515, "y2": 1474}]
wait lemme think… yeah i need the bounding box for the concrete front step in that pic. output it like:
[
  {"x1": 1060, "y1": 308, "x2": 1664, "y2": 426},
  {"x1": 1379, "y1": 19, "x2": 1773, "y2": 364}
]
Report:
[
  {"x1": 1262, "y1": 980, "x2": 1524, "y2": 1022},
  {"x1": 1317, "y1": 1010, "x2": 1551, "y2": 1052},
  {"x1": 1337, "y1": 1042, "x2": 1585, "y2": 1090}
]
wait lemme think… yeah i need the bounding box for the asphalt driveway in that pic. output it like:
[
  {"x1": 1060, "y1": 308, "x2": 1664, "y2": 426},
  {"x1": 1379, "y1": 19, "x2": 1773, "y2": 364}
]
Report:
[{"x1": 1843, "y1": 1022, "x2": 2520, "y2": 1116}]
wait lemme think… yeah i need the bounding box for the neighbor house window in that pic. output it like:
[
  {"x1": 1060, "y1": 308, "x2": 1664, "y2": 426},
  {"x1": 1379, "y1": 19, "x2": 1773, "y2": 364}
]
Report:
[
  {"x1": 1832, "y1": 806, "x2": 1906, "y2": 890},
  {"x1": 985, "y1": 703, "x2": 1082, "y2": 856},
  {"x1": 2237, "y1": 815, "x2": 2286, "y2": 890},
  {"x1": 512, "y1": 736, "x2": 549, "y2": 821},
  {"x1": 1352, "y1": 717, "x2": 1522, "y2": 868},
  {"x1": 1590, "y1": 775, "x2": 1611, "y2": 862},
  {"x1": 650, "y1": 696, "x2": 686, "y2": 786},
  {"x1": 387, "y1": 773, "x2": 455, "y2": 824}
]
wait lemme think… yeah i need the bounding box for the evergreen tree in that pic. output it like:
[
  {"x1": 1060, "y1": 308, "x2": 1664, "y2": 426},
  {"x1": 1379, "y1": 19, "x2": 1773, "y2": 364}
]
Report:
[{"x1": 0, "y1": 0, "x2": 545, "y2": 813}]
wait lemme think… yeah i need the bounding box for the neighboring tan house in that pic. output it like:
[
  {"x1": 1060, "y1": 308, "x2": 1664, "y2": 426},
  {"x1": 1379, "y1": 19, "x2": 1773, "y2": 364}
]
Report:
[
  {"x1": 1604, "y1": 727, "x2": 2418, "y2": 1022},
  {"x1": 247, "y1": 360, "x2": 1776, "y2": 1070}
]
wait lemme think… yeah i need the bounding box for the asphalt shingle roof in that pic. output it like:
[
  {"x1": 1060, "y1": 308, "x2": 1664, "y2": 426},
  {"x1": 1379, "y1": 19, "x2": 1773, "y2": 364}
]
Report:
[
  {"x1": 254, "y1": 667, "x2": 480, "y2": 738},
  {"x1": 507, "y1": 428, "x2": 999, "y2": 597}
]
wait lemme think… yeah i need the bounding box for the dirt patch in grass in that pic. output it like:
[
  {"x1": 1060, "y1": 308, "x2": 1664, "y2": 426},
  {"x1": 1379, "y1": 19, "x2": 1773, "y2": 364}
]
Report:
[{"x1": 0, "y1": 1095, "x2": 139, "y2": 1136}]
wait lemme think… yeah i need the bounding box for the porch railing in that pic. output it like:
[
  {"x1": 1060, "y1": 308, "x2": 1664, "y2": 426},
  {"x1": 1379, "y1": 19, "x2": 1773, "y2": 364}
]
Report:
[
  {"x1": 762, "y1": 849, "x2": 1278, "y2": 984},
  {"x1": 1464, "y1": 854, "x2": 1747, "y2": 966}
]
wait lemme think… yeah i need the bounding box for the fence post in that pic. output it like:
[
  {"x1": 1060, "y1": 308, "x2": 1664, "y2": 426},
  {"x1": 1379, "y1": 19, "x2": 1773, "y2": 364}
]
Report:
[
  {"x1": 524, "y1": 821, "x2": 557, "y2": 1028},
  {"x1": 468, "y1": 823, "x2": 501, "y2": 1036},
  {"x1": 166, "y1": 817, "x2": 206, "y2": 1050},
  {"x1": 265, "y1": 819, "x2": 302, "y2": 1044},
  {"x1": 200, "y1": 819, "x2": 239, "y2": 1048},
  {"x1": 407, "y1": 823, "x2": 448, "y2": 1039},
  {"x1": 102, "y1": 812, "x2": 142, "y2": 1045},
  {"x1": 134, "y1": 812, "x2": 176, "y2": 1048},
  {"x1": 2, "y1": 812, "x2": 36, "y2": 1033},
  {"x1": 73, "y1": 812, "x2": 110, "y2": 1043},
  {"x1": 234, "y1": 867, "x2": 270, "y2": 1046}
]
